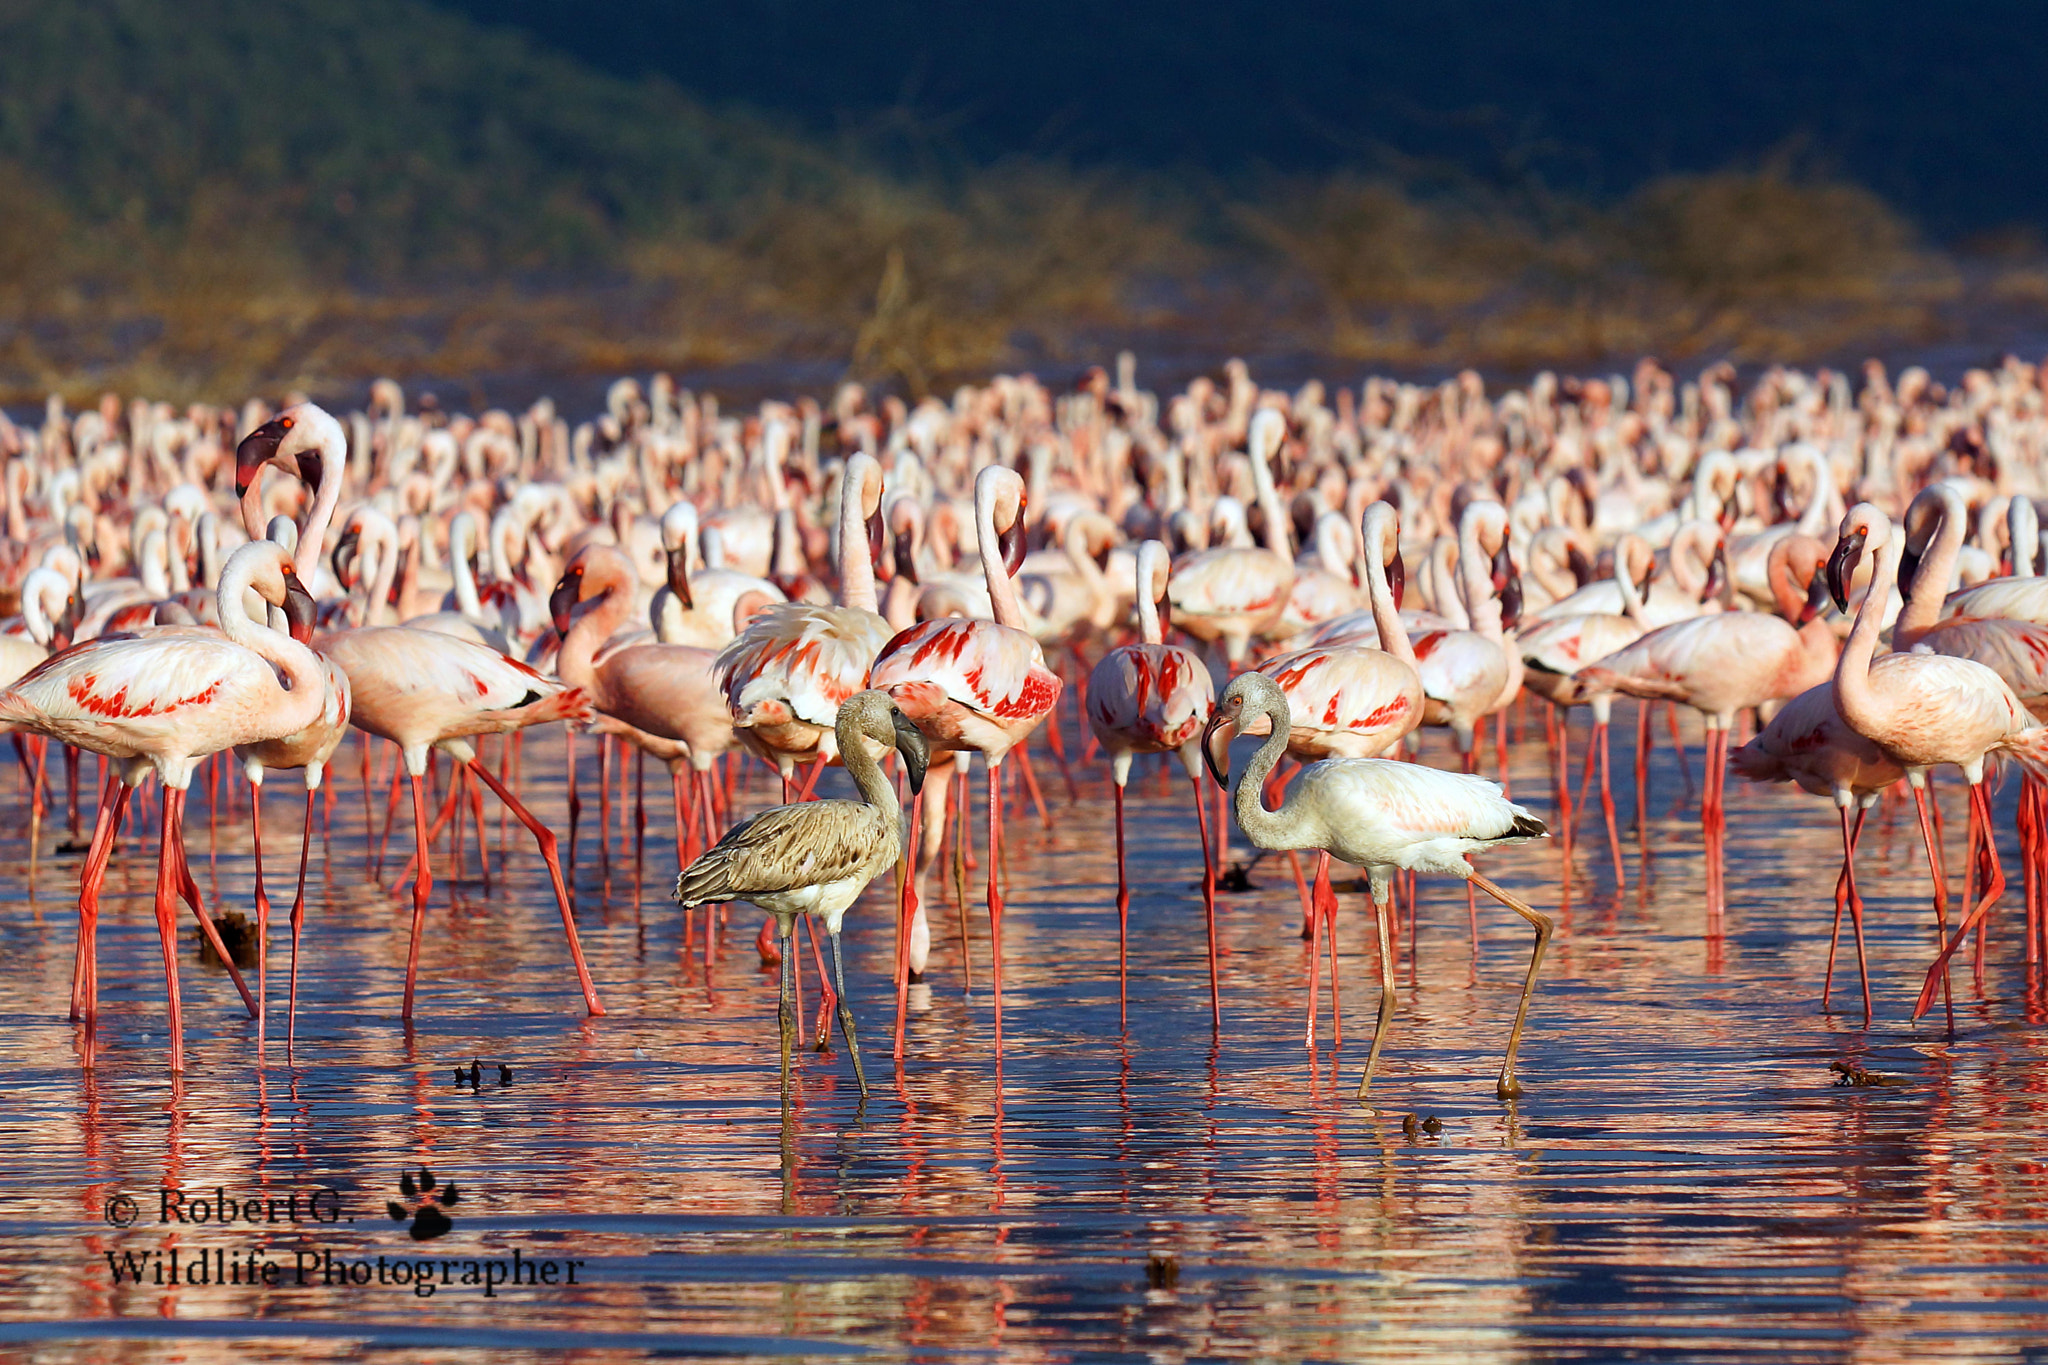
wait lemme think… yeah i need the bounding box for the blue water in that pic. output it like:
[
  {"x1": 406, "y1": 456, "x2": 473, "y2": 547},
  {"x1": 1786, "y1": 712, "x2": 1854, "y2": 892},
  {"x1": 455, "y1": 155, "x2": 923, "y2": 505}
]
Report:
[{"x1": 0, "y1": 706, "x2": 2044, "y2": 1362}]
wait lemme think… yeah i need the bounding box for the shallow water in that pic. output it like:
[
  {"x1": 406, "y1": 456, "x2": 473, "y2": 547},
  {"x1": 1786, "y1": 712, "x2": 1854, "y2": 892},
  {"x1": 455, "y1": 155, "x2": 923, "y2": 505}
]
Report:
[{"x1": 1, "y1": 706, "x2": 2046, "y2": 1363}]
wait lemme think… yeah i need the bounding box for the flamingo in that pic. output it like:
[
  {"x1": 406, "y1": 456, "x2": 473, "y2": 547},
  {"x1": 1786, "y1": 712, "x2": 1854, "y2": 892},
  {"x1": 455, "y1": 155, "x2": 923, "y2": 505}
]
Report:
[
  {"x1": 1822, "y1": 502, "x2": 2048, "y2": 1023},
  {"x1": 870, "y1": 464, "x2": 1063, "y2": 1049},
  {"x1": 675, "y1": 690, "x2": 928, "y2": 1103},
  {"x1": 1730, "y1": 682, "x2": 1904, "y2": 1022},
  {"x1": 1201, "y1": 672, "x2": 1552, "y2": 1101},
  {"x1": 0, "y1": 541, "x2": 325, "y2": 1071},
  {"x1": 1167, "y1": 410, "x2": 1295, "y2": 670},
  {"x1": 316, "y1": 622, "x2": 604, "y2": 1020},
  {"x1": 716, "y1": 452, "x2": 890, "y2": 788},
  {"x1": 1084, "y1": 540, "x2": 1217, "y2": 1017},
  {"x1": 551, "y1": 543, "x2": 741, "y2": 887},
  {"x1": 1571, "y1": 535, "x2": 1838, "y2": 921}
]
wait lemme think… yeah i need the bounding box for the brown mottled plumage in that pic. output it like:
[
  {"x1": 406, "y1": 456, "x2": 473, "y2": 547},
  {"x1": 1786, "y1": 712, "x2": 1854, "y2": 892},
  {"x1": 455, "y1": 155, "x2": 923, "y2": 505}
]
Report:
[{"x1": 676, "y1": 689, "x2": 928, "y2": 1101}]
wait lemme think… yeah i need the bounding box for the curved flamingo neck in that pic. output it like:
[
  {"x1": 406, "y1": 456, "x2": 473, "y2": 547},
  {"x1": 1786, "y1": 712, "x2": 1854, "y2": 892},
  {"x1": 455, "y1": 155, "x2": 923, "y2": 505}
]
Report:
[
  {"x1": 1457, "y1": 508, "x2": 1507, "y2": 640},
  {"x1": 1430, "y1": 539, "x2": 1470, "y2": 629},
  {"x1": 293, "y1": 429, "x2": 346, "y2": 582},
  {"x1": 1896, "y1": 487, "x2": 1967, "y2": 645},
  {"x1": 1794, "y1": 449, "x2": 1834, "y2": 536},
  {"x1": 1614, "y1": 536, "x2": 1650, "y2": 623},
  {"x1": 1362, "y1": 516, "x2": 1415, "y2": 668},
  {"x1": 1135, "y1": 542, "x2": 1168, "y2": 645},
  {"x1": 976, "y1": 484, "x2": 1028, "y2": 631},
  {"x1": 217, "y1": 555, "x2": 323, "y2": 713},
  {"x1": 1230, "y1": 685, "x2": 1306, "y2": 852},
  {"x1": 558, "y1": 557, "x2": 638, "y2": 689},
  {"x1": 1833, "y1": 523, "x2": 1899, "y2": 743},
  {"x1": 451, "y1": 515, "x2": 485, "y2": 623},
  {"x1": 837, "y1": 460, "x2": 879, "y2": 614}
]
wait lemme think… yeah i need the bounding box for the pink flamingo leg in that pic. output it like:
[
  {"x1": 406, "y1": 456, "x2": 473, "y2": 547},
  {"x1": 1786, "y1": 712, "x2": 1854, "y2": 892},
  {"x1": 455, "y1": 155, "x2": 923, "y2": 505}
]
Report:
[
  {"x1": 1319, "y1": 853, "x2": 1341, "y2": 1047},
  {"x1": 173, "y1": 801, "x2": 256, "y2": 1019},
  {"x1": 988, "y1": 759, "x2": 1007, "y2": 1052},
  {"x1": 287, "y1": 786, "x2": 315, "y2": 1060},
  {"x1": 467, "y1": 759, "x2": 605, "y2": 1016},
  {"x1": 1190, "y1": 773, "x2": 1220, "y2": 1029},
  {"x1": 1909, "y1": 782, "x2": 1955, "y2": 1031},
  {"x1": 1113, "y1": 779, "x2": 1129, "y2": 1026},
  {"x1": 1915, "y1": 782, "x2": 2007, "y2": 1020},
  {"x1": 70, "y1": 775, "x2": 129, "y2": 1069},
  {"x1": 155, "y1": 789, "x2": 188, "y2": 1072},
  {"x1": 252, "y1": 777, "x2": 272, "y2": 1053},
  {"x1": 401, "y1": 772, "x2": 433, "y2": 1019}
]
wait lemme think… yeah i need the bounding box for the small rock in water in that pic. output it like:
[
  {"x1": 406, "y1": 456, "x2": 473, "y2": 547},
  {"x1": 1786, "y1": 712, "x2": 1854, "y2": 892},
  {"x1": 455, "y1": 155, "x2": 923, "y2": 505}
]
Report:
[
  {"x1": 1829, "y1": 1060, "x2": 1900, "y2": 1087},
  {"x1": 196, "y1": 910, "x2": 259, "y2": 970}
]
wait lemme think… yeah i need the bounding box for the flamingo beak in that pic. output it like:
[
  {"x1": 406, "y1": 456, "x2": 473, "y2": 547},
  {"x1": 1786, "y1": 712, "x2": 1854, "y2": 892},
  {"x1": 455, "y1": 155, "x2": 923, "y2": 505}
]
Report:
[
  {"x1": 1201, "y1": 708, "x2": 1236, "y2": 789},
  {"x1": 282, "y1": 568, "x2": 317, "y2": 645},
  {"x1": 1387, "y1": 549, "x2": 1406, "y2": 609},
  {"x1": 1801, "y1": 562, "x2": 1830, "y2": 626},
  {"x1": 893, "y1": 531, "x2": 919, "y2": 585},
  {"x1": 1000, "y1": 509, "x2": 1028, "y2": 578},
  {"x1": 54, "y1": 591, "x2": 82, "y2": 651},
  {"x1": 1497, "y1": 551, "x2": 1523, "y2": 629},
  {"x1": 891, "y1": 707, "x2": 929, "y2": 794},
  {"x1": 866, "y1": 509, "x2": 887, "y2": 576},
  {"x1": 1825, "y1": 530, "x2": 1865, "y2": 613},
  {"x1": 1566, "y1": 544, "x2": 1594, "y2": 587},
  {"x1": 233, "y1": 419, "x2": 288, "y2": 499},
  {"x1": 548, "y1": 566, "x2": 583, "y2": 635},
  {"x1": 666, "y1": 547, "x2": 694, "y2": 609},
  {"x1": 330, "y1": 525, "x2": 360, "y2": 583}
]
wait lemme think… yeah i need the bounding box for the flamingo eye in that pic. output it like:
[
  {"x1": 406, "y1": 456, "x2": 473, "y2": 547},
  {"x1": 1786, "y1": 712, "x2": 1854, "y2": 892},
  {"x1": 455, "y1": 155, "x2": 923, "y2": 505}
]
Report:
[{"x1": 279, "y1": 417, "x2": 294, "y2": 430}]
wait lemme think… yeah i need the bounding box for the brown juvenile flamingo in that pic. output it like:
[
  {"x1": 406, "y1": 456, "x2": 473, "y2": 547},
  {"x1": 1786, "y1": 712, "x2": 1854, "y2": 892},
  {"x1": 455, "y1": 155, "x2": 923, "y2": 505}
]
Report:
[
  {"x1": 870, "y1": 464, "x2": 1062, "y2": 1050},
  {"x1": 675, "y1": 689, "x2": 928, "y2": 1104},
  {"x1": 1084, "y1": 539, "x2": 1217, "y2": 1019},
  {"x1": 0, "y1": 541, "x2": 324, "y2": 1071},
  {"x1": 1203, "y1": 672, "x2": 1552, "y2": 1101}
]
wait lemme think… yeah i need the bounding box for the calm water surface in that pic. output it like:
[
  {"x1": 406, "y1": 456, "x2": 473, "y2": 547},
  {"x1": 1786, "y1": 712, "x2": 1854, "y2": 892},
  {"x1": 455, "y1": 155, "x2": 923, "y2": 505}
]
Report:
[{"x1": 0, "y1": 707, "x2": 2045, "y2": 1363}]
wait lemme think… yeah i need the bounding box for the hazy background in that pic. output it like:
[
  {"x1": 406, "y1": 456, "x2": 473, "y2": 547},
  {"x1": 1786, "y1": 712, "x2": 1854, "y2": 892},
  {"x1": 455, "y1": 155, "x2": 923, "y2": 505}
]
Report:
[{"x1": 5, "y1": 0, "x2": 2046, "y2": 403}]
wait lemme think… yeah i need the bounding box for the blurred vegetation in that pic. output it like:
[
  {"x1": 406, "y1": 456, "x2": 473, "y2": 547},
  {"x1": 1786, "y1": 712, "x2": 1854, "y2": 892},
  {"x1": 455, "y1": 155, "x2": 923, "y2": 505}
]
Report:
[{"x1": 0, "y1": 0, "x2": 2019, "y2": 403}]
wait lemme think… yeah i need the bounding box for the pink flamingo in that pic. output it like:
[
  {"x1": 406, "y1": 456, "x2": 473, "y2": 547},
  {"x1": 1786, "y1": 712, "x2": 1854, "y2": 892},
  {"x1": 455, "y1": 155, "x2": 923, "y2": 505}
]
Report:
[
  {"x1": 1084, "y1": 539, "x2": 1217, "y2": 1018},
  {"x1": 0, "y1": 542, "x2": 325, "y2": 1070},
  {"x1": 870, "y1": 464, "x2": 1062, "y2": 1050},
  {"x1": 1730, "y1": 682, "x2": 1904, "y2": 1022},
  {"x1": 552, "y1": 543, "x2": 745, "y2": 925},
  {"x1": 1571, "y1": 536, "x2": 1839, "y2": 923},
  {"x1": 1822, "y1": 502, "x2": 2048, "y2": 1024},
  {"x1": 233, "y1": 410, "x2": 357, "y2": 1055},
  {"x1": 1167, "y1": 410, "x2": 1295, "y2": 669},
  {"x1": 316, "y1": 623, "x2": 604, "y2": 1020},
  {"x1": 1517, "y1": 533, "x2": 1657, "y2": 882}
]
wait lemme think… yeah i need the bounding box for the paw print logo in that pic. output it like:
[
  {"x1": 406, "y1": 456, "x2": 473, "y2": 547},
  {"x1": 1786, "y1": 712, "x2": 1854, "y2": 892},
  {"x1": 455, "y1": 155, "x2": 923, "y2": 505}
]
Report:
[{"x1": 387, "y1": 1166, "x2": 461, "y2": 1241}]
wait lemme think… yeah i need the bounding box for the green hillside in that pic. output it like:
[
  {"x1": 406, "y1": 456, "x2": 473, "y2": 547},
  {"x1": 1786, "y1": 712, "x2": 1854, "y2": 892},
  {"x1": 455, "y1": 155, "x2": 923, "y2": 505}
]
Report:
[{"x1": 0, "y1": 0, "x2": 1999, "y2": 401}]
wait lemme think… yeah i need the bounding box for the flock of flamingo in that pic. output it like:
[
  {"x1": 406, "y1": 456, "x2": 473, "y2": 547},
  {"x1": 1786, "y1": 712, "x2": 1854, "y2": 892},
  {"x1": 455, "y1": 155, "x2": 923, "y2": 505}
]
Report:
[{"x1": 2, "y1": 354, "x2": 2046, "y2": 1103}]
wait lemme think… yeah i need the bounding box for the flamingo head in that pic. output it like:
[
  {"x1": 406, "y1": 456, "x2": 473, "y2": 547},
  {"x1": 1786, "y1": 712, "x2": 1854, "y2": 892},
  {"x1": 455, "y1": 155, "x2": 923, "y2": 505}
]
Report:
[
  {"x1": 1202, "y1": 681, "x2": 1253, "y2": 790},
  {"x1": 1825, "y1": 525, "x2": 1868, "y2": 614},
  {"x1": 1491, "y1": 543, "x2": 1522, "y2": 629},
  {"x1": 549, "y1": 561, "x2": 586, "y2": 636},
  {"x1": 282, "y1": 568, "x2": 317, "y2": 645}
]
